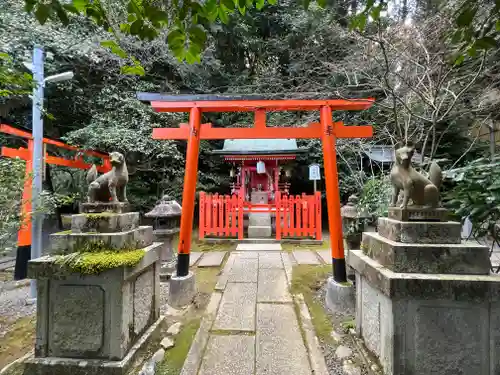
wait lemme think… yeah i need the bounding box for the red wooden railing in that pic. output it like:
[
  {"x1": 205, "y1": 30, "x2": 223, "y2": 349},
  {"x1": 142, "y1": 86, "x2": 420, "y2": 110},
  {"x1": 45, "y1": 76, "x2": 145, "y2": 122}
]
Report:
[
  {"x1": 199, "y1": 191, "x2": 321, "y2": 240},
  {"x1": 199, "y1": 192, "x2": 244, "y2": 239},
  {"x1": 276, "y1": 192, "x2": 322, "y2": 240}
]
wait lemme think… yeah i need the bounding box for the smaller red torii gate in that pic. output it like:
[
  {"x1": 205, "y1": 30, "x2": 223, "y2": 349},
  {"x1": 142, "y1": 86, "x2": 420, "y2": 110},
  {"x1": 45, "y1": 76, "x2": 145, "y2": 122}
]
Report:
[
  {"x1": 139, "y1": 94, "x2": 375, "y2": 283},
  {"x1": 0, "y1": 124, "x2": 111, "y2": 279}
]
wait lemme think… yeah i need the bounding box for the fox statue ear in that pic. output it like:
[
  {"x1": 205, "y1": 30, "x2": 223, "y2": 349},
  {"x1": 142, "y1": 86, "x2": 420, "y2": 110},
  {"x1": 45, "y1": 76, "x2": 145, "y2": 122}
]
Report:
[
  {"x1": 395, "y1": 141, "x2": 404, "y2": 149},
  {"x1": 406, "y1": 140, "x2": 415, "y2": 148}
]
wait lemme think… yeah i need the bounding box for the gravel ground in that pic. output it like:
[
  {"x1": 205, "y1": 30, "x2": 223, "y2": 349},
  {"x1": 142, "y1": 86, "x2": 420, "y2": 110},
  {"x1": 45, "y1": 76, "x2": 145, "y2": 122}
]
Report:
[
  {"x1": 0, "y1": 276, "x2": 36, "y2": 338},
  {"x1": 314, "y1": 283, "x2": 378, "y2": 375}
]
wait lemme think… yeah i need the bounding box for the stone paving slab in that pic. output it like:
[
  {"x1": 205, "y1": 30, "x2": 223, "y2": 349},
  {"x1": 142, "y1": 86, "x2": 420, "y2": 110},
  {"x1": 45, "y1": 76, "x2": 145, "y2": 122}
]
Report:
[
  {"x1": 213, "y1": 283, "x2": 257, "y2": 331},
  {"x1": 228, "y1": 257, "x2": 258, "y2": 283},
  {"x1": 236, "y1": 243, "x2": 282, "y2": 251},
  {"x1": 189, "y1": 252, "x2": 203, "y2": 266},
  {"x1": 317, "y1": 250, "x2": 331, "y2": 264},
  {"x1": 256, "y1": 304, "x2": 311, "y2": 375},
  {"x1": 292, "y1": 250, "x2": 321, "y2": 265},
  {"x1": 257, "y1": 269, "x2": 292, "y2": 303},
  {"x1": 258, "y1": 252, "x2": 284, "y2": 269},
  {"x1": 198, "y1": 335, "x2": 255, "y2": 375},
  {"x1": 198, "y1": 251, "x2": 227, "y2": 267},
  {"x1": 215, "y1": 253, "x2": 237, "y2": 291}
]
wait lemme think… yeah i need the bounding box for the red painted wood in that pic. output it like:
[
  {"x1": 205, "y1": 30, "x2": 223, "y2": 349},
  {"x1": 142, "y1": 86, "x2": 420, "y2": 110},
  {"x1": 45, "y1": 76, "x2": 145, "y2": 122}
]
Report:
[
  {"x1": 315, "y1": 192, "x2": 322, "y2": 240},
  {"x1": 207, "y1": 194, "x2": 212, "y2": 236},
  {"x1": 152, "y1": 122, "x2": 373, "y2": 140},
  {"x1": 225, "y1": 195, "x2": 230, "y2": 236},
  {"x1": 303, "y1": 193, "x2": 309, "y2": 238},
  {"x1": 295, "y1": 195, "x2": 301, "y2": 237},
  {"x1": 199, "y1": 192, "x2": 205, "y2": 240},
  {"x1": 276, "y1": 192, "x2": 282, "y2": 240},
  {"x1": 150, "y1": 98, "x2": 375, "y2": 112},
  {"x1": 238, "y1": 193, "x2": 244, "y2": 240}
]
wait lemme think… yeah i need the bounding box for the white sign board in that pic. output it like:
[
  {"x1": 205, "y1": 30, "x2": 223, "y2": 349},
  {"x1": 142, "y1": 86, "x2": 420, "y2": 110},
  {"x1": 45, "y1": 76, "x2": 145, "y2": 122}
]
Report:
[{"x1": 309, "y1": 164, "x2": 320, "y2": 181}]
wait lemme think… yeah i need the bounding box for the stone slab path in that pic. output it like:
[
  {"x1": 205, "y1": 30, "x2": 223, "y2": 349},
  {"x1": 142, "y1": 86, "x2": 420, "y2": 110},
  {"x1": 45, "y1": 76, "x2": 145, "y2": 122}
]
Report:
[
  {"x1": 181, "y1": 249, "x2": 328, "y2": 375},
  {"x1": 236, "y1": 243, "x2": 282, "y2": 251},
  {"x1": 197, "y1": 252, "x2": 227, "y2": 267},
  {"x1": 293, "y1": 250, "x2": 321, "y2": 265},
  {"x1": 189, "y1": 252, "x2": 203, "y2": 266}
]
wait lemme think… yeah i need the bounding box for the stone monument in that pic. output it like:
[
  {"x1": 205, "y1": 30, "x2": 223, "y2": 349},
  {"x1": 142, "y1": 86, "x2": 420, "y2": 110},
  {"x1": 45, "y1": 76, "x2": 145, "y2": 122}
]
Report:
[
  {"x1": 349, "y1": 145, "x2": 500, "y2": 375},
  {"x1": 145, "y1": 195, "x2": 181, "y2": 281},
  {"x1": 26, "y1": 153, "x2": 163, "y2": 375}
]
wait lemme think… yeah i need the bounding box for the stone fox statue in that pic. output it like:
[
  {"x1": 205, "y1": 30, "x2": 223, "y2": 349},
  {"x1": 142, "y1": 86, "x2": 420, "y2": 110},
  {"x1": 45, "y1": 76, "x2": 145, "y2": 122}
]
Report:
[
  {"x1": 390, "y1": 142, "x2": 442, "y2": 209},
  {"x1": 86, "y1": 151, "x2": 129, "y2": 203}
]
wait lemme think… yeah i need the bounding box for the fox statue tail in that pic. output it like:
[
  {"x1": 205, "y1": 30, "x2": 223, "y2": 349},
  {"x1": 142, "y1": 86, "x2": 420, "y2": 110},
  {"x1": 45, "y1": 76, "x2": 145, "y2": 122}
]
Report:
[
  {"x1": 429, "y1": 161, "x2": 442, "y2": 190},
  {"x1": 86, "y1": 164, "x2": 98, "y2": 184}
]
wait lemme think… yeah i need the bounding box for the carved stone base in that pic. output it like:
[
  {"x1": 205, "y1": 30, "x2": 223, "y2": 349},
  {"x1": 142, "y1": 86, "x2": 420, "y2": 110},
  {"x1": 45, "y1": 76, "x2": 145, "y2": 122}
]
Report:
[
  {"x1": 388, "y1": 206, "x2": 448, "y2": 222},
  {"x1": 81, "y1": 202, "x2": 131, "y2": 214}
]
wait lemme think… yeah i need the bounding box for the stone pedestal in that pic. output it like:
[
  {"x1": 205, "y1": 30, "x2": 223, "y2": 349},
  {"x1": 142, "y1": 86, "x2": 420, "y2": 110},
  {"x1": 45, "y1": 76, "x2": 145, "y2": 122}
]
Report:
[
  {"x1": 248, "y1": 192, "x2": 272, "y2": 238},
  {"x1": 348, "y1": 208, "x2": 500, "y2": 375},
  {"x1": 26, "y1": 203, "x2": 163, "y2": 375}
]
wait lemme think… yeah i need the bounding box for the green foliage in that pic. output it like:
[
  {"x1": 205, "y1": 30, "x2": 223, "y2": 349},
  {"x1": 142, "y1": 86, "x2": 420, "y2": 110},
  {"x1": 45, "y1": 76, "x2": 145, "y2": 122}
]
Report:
[
  {"x1": 357, "y1": 175, "x2": 392, "y2": 219},
  {"x1": 445, "y1": 157, "x2": 500, "y2": 240},
  {"x1": 0, "y1": 158, "x2": 26, "y2": 251},
  {"x1": 0, "y1": 53, "x2": 33, "y2": 97},
  {"x1": 24, "y1": 0, "x2": 279, "y2": 66},
  {"x1": 55, "y1": 248, "x2": 146, "y2": 274}
]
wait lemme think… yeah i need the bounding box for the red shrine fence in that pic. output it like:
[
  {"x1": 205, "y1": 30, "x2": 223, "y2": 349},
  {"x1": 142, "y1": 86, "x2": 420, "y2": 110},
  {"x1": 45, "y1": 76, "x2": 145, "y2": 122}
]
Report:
[{"x1": 199, "y1": 192, "x2": 322, "y2": 240}]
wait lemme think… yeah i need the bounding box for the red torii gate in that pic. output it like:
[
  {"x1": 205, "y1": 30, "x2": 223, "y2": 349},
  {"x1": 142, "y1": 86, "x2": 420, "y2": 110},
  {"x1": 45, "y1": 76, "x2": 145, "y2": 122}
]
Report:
[
  {"x1": 0, "y1": 124, "x2": 111, "y2": 278},
  {"x1": 138, "y1": 95, "x2": 374, "y2": 283}
]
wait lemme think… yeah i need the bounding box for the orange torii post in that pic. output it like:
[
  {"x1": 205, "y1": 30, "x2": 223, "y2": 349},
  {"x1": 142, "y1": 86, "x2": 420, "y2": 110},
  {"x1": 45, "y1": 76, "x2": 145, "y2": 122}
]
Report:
[
  {"x1": 0, "y1": 123, "x2": 111, "y2": 279},
  {"x1": 138, "y1": 94, "x2": 374, "y2": 282}
]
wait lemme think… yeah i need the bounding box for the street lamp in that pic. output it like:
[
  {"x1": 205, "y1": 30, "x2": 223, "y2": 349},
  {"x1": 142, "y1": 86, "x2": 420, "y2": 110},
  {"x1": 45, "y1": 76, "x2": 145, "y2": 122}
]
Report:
[{"x1": 26, "y1": 45, "x2": 74, "y2": 301}]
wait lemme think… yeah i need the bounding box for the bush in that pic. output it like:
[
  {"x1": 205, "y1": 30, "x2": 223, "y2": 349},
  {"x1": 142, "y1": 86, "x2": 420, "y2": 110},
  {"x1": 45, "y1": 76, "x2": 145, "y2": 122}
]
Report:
[
  {"x1": 357, "y1": 175, "x2": 392, "y2": 220},
  {"x1": 445, "y1": 157, "x2": 500, "y2": 242},
  {"x1": 0, "y1": 158, "x2": 26, "y2": 252}
]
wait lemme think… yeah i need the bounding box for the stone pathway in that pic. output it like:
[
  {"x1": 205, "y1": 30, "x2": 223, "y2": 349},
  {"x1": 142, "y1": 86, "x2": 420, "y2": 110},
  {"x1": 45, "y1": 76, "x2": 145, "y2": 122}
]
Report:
[{"x1": 181, "y1": 247, "x2": 328, "y2": 375}]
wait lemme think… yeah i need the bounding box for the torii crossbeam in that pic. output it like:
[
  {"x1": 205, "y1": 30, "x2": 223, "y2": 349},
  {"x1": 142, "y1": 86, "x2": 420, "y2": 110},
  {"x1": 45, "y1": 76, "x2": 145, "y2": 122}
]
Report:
[
  {"x1": 0, "y1": 123, "x2": 111, "y2": 279},
  {"x1": 138, "y1": 94, "x2": 375, "y2": 283}
]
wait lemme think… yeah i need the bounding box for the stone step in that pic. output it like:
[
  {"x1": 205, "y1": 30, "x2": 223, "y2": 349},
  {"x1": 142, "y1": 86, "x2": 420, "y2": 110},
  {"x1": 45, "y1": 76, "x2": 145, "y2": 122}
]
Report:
[
  {"x1": 362, "y1": 232, "x2": 490, "y2": 275},
  {"x1": 71, "y1": 212, "x2": 139, "y2": 234},
  {"x1": 236, "y1": 243, "x2": 282, "y2": 252},
  {"x1": 377, "y1": 217, "x2": 461, "y2": 244},
  {"x1": 248, "y1": 226, "x2": 272, "y2": 238},
  {"x1": 50, "y1": 226, "x2": 153, "y2": 255}
]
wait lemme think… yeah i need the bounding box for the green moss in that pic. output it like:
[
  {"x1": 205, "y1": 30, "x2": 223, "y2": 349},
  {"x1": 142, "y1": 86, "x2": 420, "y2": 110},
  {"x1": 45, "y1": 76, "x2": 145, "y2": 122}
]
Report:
[
  {"x1": 156, "y1": 318, "x2": 201, "y2": 375},
  {"x1": 54, "y1": 230, "x2": 72, "y2": 235},
  {"x1": 55, "y1": 248, "x2": 146, "y2": 275},
  {"x1": 291, "y1": 265, "x2": 334, "y2": 343},
  {"x1": 84, "y1": 212, "x2": 114, "y2": 218},
  {"x1": 341, "y1": 318, "x2": 355, "y2": 330}
]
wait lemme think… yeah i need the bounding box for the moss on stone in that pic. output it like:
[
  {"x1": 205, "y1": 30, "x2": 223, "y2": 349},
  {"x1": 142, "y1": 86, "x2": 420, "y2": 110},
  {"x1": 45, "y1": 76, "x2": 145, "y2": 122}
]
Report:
[
  {"x1": 55, "y1": 248, "x2": 146, "y2": 275},
  {"x1": 84, "y1": 212, "x2": 114, "y2": 218},
  {"x1": 53, "y1": 230, "x2": 72, "y2": 235}
]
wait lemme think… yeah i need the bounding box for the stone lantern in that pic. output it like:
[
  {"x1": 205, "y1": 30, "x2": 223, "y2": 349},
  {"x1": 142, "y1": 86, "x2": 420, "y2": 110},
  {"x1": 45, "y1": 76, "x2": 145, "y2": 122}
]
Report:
[
  {"x1": 341, "y1": 194, "x2": 369, "y2": 280},
  {"x1": 145, "y1": 195, "x2": 182, "y2": 281}
]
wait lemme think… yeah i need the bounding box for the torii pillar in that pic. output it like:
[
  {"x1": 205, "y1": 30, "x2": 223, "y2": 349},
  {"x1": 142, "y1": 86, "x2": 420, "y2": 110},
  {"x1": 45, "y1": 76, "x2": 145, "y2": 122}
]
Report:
[{"x1": 138, "y1": 94, "x2": 374, "y2": 284}]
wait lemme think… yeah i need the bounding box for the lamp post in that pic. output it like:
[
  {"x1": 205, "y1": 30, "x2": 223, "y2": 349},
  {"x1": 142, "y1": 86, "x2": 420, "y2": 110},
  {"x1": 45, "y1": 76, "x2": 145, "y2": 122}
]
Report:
[{"x1": 27, "y1": 45, "x2": 74, "y2": 300}]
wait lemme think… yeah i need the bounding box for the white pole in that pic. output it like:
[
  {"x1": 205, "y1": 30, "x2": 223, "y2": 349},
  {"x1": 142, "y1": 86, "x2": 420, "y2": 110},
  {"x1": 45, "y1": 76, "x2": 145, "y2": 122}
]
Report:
[{"x1": 30, "y1": 45, "x2": 44, "y2": 300}]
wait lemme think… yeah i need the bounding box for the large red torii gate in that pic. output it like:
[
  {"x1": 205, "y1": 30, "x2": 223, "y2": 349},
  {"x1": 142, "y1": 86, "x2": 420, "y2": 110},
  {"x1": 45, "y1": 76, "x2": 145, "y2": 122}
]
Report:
[{"x1": 138, "y1": 94, "x2": 374, "y2": 283}]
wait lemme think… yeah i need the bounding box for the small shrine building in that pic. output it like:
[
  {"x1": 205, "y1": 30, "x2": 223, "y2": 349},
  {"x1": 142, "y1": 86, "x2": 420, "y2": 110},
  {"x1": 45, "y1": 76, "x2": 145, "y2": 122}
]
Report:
[
  {"x1": 199, "y1": 138, "x2": 322, "y2": 241},
  {"x1": 211, "y1": 138, "x2": 305, "y2": 203}
]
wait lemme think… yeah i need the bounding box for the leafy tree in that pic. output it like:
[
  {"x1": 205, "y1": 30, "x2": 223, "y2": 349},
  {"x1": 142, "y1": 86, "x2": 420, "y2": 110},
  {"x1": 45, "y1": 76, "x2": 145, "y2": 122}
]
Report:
[{"x1": 0, "y1": 158, "x2": 26, "y2": 253}]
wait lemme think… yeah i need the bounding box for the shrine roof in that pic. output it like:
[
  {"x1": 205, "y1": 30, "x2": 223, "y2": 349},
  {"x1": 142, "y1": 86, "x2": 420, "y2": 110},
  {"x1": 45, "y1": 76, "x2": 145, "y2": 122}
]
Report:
[{"x1": 211, "y1": 139, "x2": 306, "y2": 155}]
